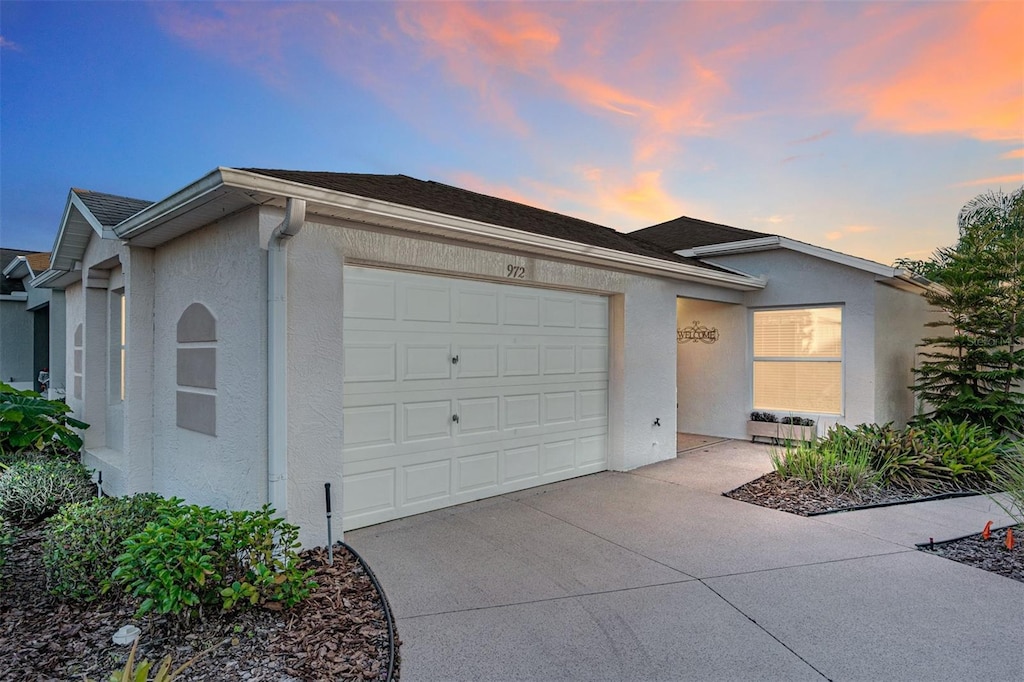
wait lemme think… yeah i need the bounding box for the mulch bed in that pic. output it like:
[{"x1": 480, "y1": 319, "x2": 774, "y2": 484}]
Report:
[
  {"x1": 0, "y1": 525, "x2": 398, "y2": 681},
  {"x1": 725, "y1": 471, "x2": 1023, "y2": 584}
]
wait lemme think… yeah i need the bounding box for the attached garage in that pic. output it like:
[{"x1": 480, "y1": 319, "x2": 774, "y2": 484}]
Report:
[{"x1": 341, "y1": 266, "x2": 609, "y2": 529}]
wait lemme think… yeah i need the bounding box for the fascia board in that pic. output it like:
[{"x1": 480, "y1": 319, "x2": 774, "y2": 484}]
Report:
[
  {"x1": 113, "y1": 167, "x2": 232, "y2": 239},
  {"x1": 0, "y1": 292, "x2": 28, "y2": 302},
  {"x1": 116, "y1": 167, "x2": 767, "y2": 291},
  {"x1": 675, "y1": 237, "x2": 782, "y2": 258},
  {"x1": 2, "y1": 257, "x2": 30, "y2": 279},
  {"x1": 776, "y1": 237, "x2": 898, "y2": 278},
  {"x1": 49, "y1": 191, "x2": 107, "y2": 272},
  {"x1": 30, "y1": 267, "x2": 82, "y2": 290}
]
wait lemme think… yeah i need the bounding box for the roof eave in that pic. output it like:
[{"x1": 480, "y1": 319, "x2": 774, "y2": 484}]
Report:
[{"x1": 114, "y1": 168, "x2": 767, "y2": 291}]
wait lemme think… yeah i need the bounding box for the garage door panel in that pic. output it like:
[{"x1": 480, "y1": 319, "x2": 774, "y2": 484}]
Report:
[
  {"x1": 456, "y1": 451, "x2": 500, "y2": 494},
  {"x1": 345, "y1": 278, "x2": 396, "y2": 320},
  {"x1": 342, "y1": 266, "x2": 608, "y2": 529},
  {"x1": 343, "y1": 404, "x2": 396, "y2": 449},
  {"x1": 542, "y1": 296, "x2": 577, "y2": 327},
  {"x1": 456, "y1": 289, "x2": 499, "y2": 325},
  {"x1": 456, "y1": 397, "x2": 500, "y2": 435},
  {"x1": 503, "y1": 294, "x2": 540, "y2": 326},
  {"x1": 403, "y1": 400, "x2": 453, "y2": 442},
  {"x1": 403, "y1": 344, "x2": 453, "y2": 381},
  {"x1": 344, "y1": 343, "x2": 396, "y2": 383},
  {"x1": 543, "y1": 392, "x2": 576, "y2": 424},
  {"x1": 542, "y1": 345, "x2": 575, "y2": 375},
  {"x1": 504, "y1": 394, "x2": 541, "y2": 429},
  {"x1": 578, "y1": 345, "x2": 609, "y2": 373},
  {"x1": 403, "y1": 283, "x2": 451, "y2": 322},
  {"x1": 403, "y1": 459, "x2": 451, "y2": 505},
  {"x1": 455, "y1": 344, "x2": 499, "y2": 378}
]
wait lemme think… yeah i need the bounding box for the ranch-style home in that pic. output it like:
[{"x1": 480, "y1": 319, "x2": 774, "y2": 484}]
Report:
[{"x1": 30, "y1": 167, "x2": 939, "y2": 544}]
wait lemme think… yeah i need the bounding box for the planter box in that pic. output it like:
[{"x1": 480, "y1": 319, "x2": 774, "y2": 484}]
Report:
[
  {"x1": 746, "y1": 421, "x2": 779, "y2": 443},
  {"x1": 746, "y1": 421, "x2": 816, "y2": 444},
  {"x1": 778, "y1": 423, "x2": 816, "y2": 442}
]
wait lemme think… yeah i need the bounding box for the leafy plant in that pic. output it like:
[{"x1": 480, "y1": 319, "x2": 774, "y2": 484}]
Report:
[
  {"x1": 42, "y1": 493, "x2": 167, "y2": 601},
  {"x1": 910, "y1": 186, "x2": 1024, "y2": 436},
  {"x1": 780, "y1": 416, "x2": 815, "y2": 426},
  {"x1": 0, "y1": 382, "x2": 88, "y2": 455},
  {"x1": 770, "y1": 436, "x2": 878, "y2": 493},
  {"x1": 0, "y1": 458, "x2": 94, "y2": 524},
  {"x1": 750, "y1": 411, "x2": 778, "y2": 423},
  {"x1": 919, "y1": 419, "x2": 1005, "y2": 483},
  {"x1": 112, "y1": 502, "x2": 315, "y2": 620}
]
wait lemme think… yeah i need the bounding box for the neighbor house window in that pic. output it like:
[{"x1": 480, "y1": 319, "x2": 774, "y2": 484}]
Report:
[{"x1": 752, "y1": 307, "x2": 842, "y2": 414}]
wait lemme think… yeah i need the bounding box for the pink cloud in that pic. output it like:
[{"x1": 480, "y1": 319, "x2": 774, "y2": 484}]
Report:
[
  {"x1": 833, "y1": 3, "x2": 1024, "y2": 141},
  {"x1": 790, "y1": 130, "x2": 833, "y2": 145},
  {"x1": 1000, "y1": 149, "x2": 1024, "y2": 160},
  {"x1": 954, "y1": 173, "x2": 1024, "y2": 188}
]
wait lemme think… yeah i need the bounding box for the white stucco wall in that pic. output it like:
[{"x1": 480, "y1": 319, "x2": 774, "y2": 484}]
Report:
[
  {"x1": 0, "y1": 298, "x2": 33, "y2": 384},
  {"x1": 709, "y1": 249, "x2": 883, "y2": 430},
  {"x1": 152, "y1": 209, "x2": 268, "y2": 512},
  {"x1": 873, "y1": 284, "x2": 941, "y2": 426},
  {"x1": 676, "y1": 298, "x2": 748, "y2": 439}
]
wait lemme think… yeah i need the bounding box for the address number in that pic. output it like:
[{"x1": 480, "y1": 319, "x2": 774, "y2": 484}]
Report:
[{"x1": 506, "y1": 265, "x2": 526, "y2": 279}]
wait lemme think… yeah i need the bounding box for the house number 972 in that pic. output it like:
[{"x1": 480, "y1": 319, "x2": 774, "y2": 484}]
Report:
[{"x1": 505, "y1": 265, "x2": 526, "y2": 279}]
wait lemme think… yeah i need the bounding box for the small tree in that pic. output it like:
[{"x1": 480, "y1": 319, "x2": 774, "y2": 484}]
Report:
[{"x1": 910, "y1": 186, "x2": 1024, "y2": 435}]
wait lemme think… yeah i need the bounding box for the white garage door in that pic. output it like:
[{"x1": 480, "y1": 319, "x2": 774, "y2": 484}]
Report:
[{"x1": 342, "y1": 266, "x2": 609, "y2": 529}]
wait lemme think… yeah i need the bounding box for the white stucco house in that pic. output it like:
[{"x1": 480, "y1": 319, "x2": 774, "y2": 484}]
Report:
[
  {"x1": 32, "y1": 168, "x2": 938, "y2": 544},
  {"x1": 1, "y1": 249, "x2": 63, "y2": 394}
]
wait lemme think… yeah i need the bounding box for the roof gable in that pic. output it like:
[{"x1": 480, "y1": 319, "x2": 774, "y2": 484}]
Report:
[
  {"x1": 48, "y1": 188, "x2": 152, "y2": 272},
  {"x1": 630, "y1": 216, "x2": 769, "y2": 251}
]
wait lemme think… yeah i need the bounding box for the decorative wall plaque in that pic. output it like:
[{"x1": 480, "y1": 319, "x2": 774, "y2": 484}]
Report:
[{"x1": 677, "y1": 320, "x2": 719, "y2": 344}]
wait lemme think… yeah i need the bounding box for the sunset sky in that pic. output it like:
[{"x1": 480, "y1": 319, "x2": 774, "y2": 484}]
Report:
[{"x1": 1, "y1": 1, "x2": 1022, "y2": 266}]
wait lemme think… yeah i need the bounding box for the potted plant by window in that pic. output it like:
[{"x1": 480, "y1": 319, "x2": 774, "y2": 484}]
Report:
[
  {"x1": 778, "y1": 416, "x2": 816, "y2": 442},
  {"x1": 746, "y1": 411, "x2": 779, "y2": 443}
]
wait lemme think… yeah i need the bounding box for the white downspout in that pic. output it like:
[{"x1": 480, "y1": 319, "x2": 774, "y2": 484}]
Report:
[{"x1": 268, "y1": 198, "x2": 306, "y2": 516}]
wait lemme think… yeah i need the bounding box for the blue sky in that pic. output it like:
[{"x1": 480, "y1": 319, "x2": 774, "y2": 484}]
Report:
[{"x1": 2, "y1": 1, "x2": 1021, "y2": 265}]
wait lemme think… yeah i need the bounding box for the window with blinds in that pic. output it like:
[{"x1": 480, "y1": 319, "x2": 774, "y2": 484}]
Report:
[{"x1": 752, "y1": 307, "x2": 842, "y2": 414}]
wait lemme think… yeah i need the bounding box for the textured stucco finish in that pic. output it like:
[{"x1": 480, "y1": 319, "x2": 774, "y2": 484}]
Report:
[
  {"x1": 873, "y1": 284, "x2": 941, "y2": 426},
  {"x1": 676, "y1": 298, "x2": 748, "y2": 439},
  {"x1": 152, "y1": 210, "x2": 267, "y2": 512}
]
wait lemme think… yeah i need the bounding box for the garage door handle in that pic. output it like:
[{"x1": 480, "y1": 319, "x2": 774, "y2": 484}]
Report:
[
  {"x1": 452, "y1": 414, "x2": 460, "y2": 423},
  {"x1": 451, "y1": 355, "x2": 460, "y2": 365}
]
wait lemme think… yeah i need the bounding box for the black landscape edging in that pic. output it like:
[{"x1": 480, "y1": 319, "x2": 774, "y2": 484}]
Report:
[
  {"x1": 338, "y1": 540, "x2": 399, "y2": 682},
  {"x1": 915, "y1": 523, "x2": 1017, "y2": 550},
  {"x1": 803, "y1": 490, "x2": 984, "y2": 516}
]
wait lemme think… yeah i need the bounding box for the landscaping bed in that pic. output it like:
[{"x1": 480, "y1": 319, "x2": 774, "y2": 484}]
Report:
[
  {"x1": 0, "y1": 524, "x2": 398, "y2": 681},
  {"x1": 724, "y1": 470, "x2": 1023, "y2": 585}
]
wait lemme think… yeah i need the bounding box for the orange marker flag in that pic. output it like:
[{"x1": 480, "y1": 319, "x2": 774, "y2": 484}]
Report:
[
  {"x1": 1006, "y1": 528, "x2": 1015, "y2": 550},
  {"x1": 982, "y1": 520, "x2": 993, "y2": 540}
]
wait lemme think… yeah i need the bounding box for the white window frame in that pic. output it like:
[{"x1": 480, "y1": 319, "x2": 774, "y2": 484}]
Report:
[{"x1": 751, "y1": 305, "x2": 844, "y2": 416}]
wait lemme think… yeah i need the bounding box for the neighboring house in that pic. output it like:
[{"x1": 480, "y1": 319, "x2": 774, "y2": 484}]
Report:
[
  {"x1": 1, "y1": 249, "x2": 61, "y2": 393},
  {"x1": 33, "y1": 168, "x2": 937, "y2": 544}
]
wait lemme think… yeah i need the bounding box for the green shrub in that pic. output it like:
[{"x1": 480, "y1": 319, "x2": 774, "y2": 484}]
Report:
[
  {"x1": 0, "y1": 382, "x2": 88, "y2": 456},
  {"x1": 113, "y1": 502, "x2": 315, "y2": 620},
  {"x1": 770, "y1": 437, "x2": 878, "y2": 493},
  {"x1": 0, "y1": 458, "x2": 94, "y2": 524},
  {"x1": 919, "y1": 419, "x2": 1005, "y2": 483},
  {"x1": 42, "y1": 493, "x2": 167, "y2": 601}
]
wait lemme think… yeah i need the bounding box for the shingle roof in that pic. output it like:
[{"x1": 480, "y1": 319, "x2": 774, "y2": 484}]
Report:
[
  {"x1": 25, "y1": 252, "x2": 50, "y2": 273},
  {"x1": 241, "y1": 169, "x2": 708, "y2": 267},
  {"x1": 73, "y1": 189, "x2": 152, "y2": 228},
  {"x1": 630, "y1": 216, "x2": 769, "y2": 251}
]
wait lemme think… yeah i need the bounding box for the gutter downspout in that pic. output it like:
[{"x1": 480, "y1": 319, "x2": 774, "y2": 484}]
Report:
[{"x1": 268, "y1": 198, "x2": 306, "y2": 516}]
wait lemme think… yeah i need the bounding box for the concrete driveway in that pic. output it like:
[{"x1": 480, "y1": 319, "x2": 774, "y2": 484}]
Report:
[{"x1": 346, "y1": 440, "x2": 1023, "y2": 681}]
